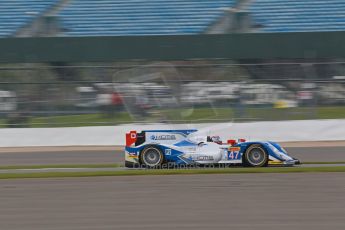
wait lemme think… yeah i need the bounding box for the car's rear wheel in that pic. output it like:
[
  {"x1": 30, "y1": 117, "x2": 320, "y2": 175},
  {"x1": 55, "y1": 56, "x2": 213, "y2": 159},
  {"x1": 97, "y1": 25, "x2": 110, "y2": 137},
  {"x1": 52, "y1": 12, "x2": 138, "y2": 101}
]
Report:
[
  {"x1": 243, "y1": 144, "x2": 268, "y2": 167},
  {"x1": 140, "y1": 146, "x2": 164, "y2": 168}
]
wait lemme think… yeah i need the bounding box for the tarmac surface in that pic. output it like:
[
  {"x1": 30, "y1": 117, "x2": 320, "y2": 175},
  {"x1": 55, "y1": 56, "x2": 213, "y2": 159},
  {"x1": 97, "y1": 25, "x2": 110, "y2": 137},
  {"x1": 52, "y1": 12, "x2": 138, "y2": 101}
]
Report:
[
  {"x1": 1, "y1": 173, "x2": 344, "y2": 230},
  {"x1": 1, "y1": 163, "x2": 345, "y2": 174},
  {"x1": 0, "y1": 146, "x2": 344, "y2": 166},
  {"x1": 0, "y1": 150, "x2": 117, "y2": 166}
]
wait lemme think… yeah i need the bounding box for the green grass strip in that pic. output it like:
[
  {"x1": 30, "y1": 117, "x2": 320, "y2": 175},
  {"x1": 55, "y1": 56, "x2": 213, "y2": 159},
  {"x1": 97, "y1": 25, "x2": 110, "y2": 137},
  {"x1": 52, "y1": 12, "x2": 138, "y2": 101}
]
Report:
[
  {"x1": 0, "y1": 162, "x2": 344, "y2": 170},
  {"x1": 0, "y1": 163, "x2": 123, "y2": 170},
  {"x1": 1, "y1": 166, "x2": 345, "y2": 180}
]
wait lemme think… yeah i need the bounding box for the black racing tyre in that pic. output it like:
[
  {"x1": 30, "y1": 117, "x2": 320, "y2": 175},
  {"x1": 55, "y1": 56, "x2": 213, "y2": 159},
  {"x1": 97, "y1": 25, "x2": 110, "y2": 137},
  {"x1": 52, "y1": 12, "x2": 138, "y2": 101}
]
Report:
[
  {"x1": 140, "y1": 145, "x2": 164, "y2": 168},
  {"x1": 243, "y1": 144, "x2": 268, "y2": 167}
]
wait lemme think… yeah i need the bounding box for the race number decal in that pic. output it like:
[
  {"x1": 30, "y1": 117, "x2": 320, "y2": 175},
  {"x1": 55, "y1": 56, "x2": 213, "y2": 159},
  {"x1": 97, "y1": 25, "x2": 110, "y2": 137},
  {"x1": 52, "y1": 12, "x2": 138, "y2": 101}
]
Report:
[
  {"x1": 228, "y1": 147, "x2": 241, "y2": 160},
  {"x1": 165, "y1": 149, "x2": 172, "y2": 155}
]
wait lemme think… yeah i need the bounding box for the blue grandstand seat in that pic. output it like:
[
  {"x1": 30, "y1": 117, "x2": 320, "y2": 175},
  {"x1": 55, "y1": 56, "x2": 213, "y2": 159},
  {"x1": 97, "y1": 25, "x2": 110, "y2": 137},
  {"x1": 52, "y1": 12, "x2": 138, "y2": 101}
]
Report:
[
  {"x1": 250, "y1": 0, "x2": 345, "y2": 32},
  {"x1": 58, "y1": 0, "x2": 235, "y2": 36},
  {"x1": 0, "y1": 0, "x2": 59, "y2": 37},
  {"x1": 4, "y1": 0, "x2": 344, "y2": 36}
]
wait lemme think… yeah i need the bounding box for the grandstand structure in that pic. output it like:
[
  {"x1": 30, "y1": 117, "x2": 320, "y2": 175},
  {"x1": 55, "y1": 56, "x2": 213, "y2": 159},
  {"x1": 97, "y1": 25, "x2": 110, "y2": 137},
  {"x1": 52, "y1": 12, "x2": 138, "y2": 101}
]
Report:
[
  {"x1": 0, "y1": 0, "x2": 59, "y2": 37},
  {"x1": 59, "y1": 0, "x2": 236, "y2": 36},
  {"x1": 0, "y1": 0, "x2": 345, "y2": 37},
  {"x1": 250, "y1": 0, "x2": 345, "y2": 32}
]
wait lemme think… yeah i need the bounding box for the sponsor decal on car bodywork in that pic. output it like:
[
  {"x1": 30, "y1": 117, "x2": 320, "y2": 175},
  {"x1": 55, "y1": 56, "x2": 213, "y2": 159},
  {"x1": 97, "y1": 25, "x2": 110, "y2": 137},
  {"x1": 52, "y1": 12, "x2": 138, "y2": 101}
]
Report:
[
  {"x1": 189, "y1": 155, "x2": 214, "y2": 161},
  {"x1": 196, "y1": 155, "x2": 214, "y2": 161},
  {"x1": 229, "y1": 147, "x2": 241, "y2": 152},
  {"x1": 127, "y1": 151, "x2": 138, "y2": 158},
  {"x1": 165, "y1": 149, "x2": 172, "y2": 155},
  {"x1": 150, "y1": 135, "x2": 177, "y2": 141}
]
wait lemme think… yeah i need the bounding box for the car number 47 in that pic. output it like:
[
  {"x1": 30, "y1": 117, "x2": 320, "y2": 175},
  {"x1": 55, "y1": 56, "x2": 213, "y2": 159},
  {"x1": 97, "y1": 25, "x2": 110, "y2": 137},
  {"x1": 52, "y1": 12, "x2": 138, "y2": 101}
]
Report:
[{"x1": 229, "y1": 151, "x2": 239, "y2": 160}]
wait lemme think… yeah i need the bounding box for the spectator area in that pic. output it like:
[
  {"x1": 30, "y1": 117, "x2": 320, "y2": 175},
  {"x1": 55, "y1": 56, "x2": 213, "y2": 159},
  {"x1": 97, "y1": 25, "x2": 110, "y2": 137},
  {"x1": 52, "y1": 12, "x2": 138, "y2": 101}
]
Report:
[
  {"x1": 58, "y1": 0, "x2": 235, "y2": 36},
  {"x1": 250, "y1": 0, "x2": 345, "y2": 32},
  {"x1": 0, "y1": 0, "x2": 58, "y2": 37}
]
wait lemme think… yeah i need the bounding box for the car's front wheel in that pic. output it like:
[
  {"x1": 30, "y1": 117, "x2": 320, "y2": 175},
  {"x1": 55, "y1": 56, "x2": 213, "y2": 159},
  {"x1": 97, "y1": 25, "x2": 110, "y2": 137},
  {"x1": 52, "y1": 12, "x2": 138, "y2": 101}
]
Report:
[
  {"x1": 140, "y1": 145, "x2": 164, "y2": 168},
  {"x1": 243, "y1": 144, "x2": 268, "y2": 167}
]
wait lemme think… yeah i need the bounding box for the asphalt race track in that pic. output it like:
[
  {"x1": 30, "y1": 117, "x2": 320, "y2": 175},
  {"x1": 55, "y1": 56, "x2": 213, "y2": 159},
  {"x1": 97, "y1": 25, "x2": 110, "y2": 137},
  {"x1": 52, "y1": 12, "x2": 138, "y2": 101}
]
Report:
[
  {"x1": 1, "y1": 164, "x2": 345, "y2": 174},
  {"x1": 1, "y1": 173, "x2": 344, "y2": 230},
  {"x1": 288, "y1": 147, "x2": 345, "y2": 162},
  {"x1": 0, "y1": 150, "x2": 117, "y2": 166},
  {"x1": 0, "y1": 147, "x2": 344, "y2": 166},
  {"x1": 1, "y1": 147, "x2": 344, "y2": 230}
]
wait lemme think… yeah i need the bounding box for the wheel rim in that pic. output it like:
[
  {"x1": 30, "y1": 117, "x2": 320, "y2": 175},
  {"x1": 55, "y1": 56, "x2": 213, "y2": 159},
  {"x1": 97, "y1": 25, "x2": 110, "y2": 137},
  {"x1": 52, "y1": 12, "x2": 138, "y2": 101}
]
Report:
[
  {"x1": 247, "y1": 148, "x2": 266, "y2": 166},
  {"x1": 142, "y1": 148, "x2": 161, "y2": 166}
]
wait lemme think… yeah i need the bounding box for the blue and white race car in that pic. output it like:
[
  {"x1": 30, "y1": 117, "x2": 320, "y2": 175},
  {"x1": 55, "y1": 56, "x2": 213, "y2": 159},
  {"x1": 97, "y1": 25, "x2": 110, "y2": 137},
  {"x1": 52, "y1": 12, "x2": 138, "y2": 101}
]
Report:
[{"x1": 125, "y1": 129, "x2": 300, "y2": 168}]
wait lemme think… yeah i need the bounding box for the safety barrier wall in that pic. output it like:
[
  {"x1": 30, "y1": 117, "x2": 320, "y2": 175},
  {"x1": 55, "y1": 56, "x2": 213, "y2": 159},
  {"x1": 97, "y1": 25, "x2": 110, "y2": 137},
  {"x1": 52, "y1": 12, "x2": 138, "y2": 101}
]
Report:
[{"x1": 1, "y1": 119, "x2": 344, "y2": 147}]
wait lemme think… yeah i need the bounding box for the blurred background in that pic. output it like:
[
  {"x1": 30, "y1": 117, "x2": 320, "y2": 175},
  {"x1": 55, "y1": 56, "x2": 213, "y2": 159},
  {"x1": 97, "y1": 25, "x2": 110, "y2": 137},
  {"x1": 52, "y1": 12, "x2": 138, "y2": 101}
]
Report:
[
  {"x1": 1, "y1": 3, "x2": 345, "y2": 230},
  {"x1": 0, "y1": 0, "x2": 345, "y2": 128}
]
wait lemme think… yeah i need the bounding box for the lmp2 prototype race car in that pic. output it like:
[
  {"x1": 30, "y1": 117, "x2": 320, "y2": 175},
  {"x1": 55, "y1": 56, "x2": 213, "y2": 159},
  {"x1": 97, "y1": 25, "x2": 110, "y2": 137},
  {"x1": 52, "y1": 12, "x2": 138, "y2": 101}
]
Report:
[{"x1": 125, "y1": 129, "x2": 300, "y2": 168}]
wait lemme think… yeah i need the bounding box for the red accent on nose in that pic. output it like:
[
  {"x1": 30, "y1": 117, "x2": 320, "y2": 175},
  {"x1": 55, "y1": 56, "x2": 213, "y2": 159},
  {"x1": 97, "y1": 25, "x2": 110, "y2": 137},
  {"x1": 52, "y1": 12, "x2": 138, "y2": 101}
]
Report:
[
  {"x1": 227, "y1": 139, "x2": 236, "y2": 146},
  {"x1": 239, "y1": 138, "x2": 246, "y2": 143},
  {"x1": 126, "y1": 131, "x2": 137, "y2": 147}
]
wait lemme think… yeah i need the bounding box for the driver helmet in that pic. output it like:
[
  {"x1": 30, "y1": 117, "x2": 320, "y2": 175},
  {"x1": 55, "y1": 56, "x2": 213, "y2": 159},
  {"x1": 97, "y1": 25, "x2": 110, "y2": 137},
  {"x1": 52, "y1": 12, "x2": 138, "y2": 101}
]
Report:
[{"x1": 211, "y1": 135, "x2": 222, "y2": 144}]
